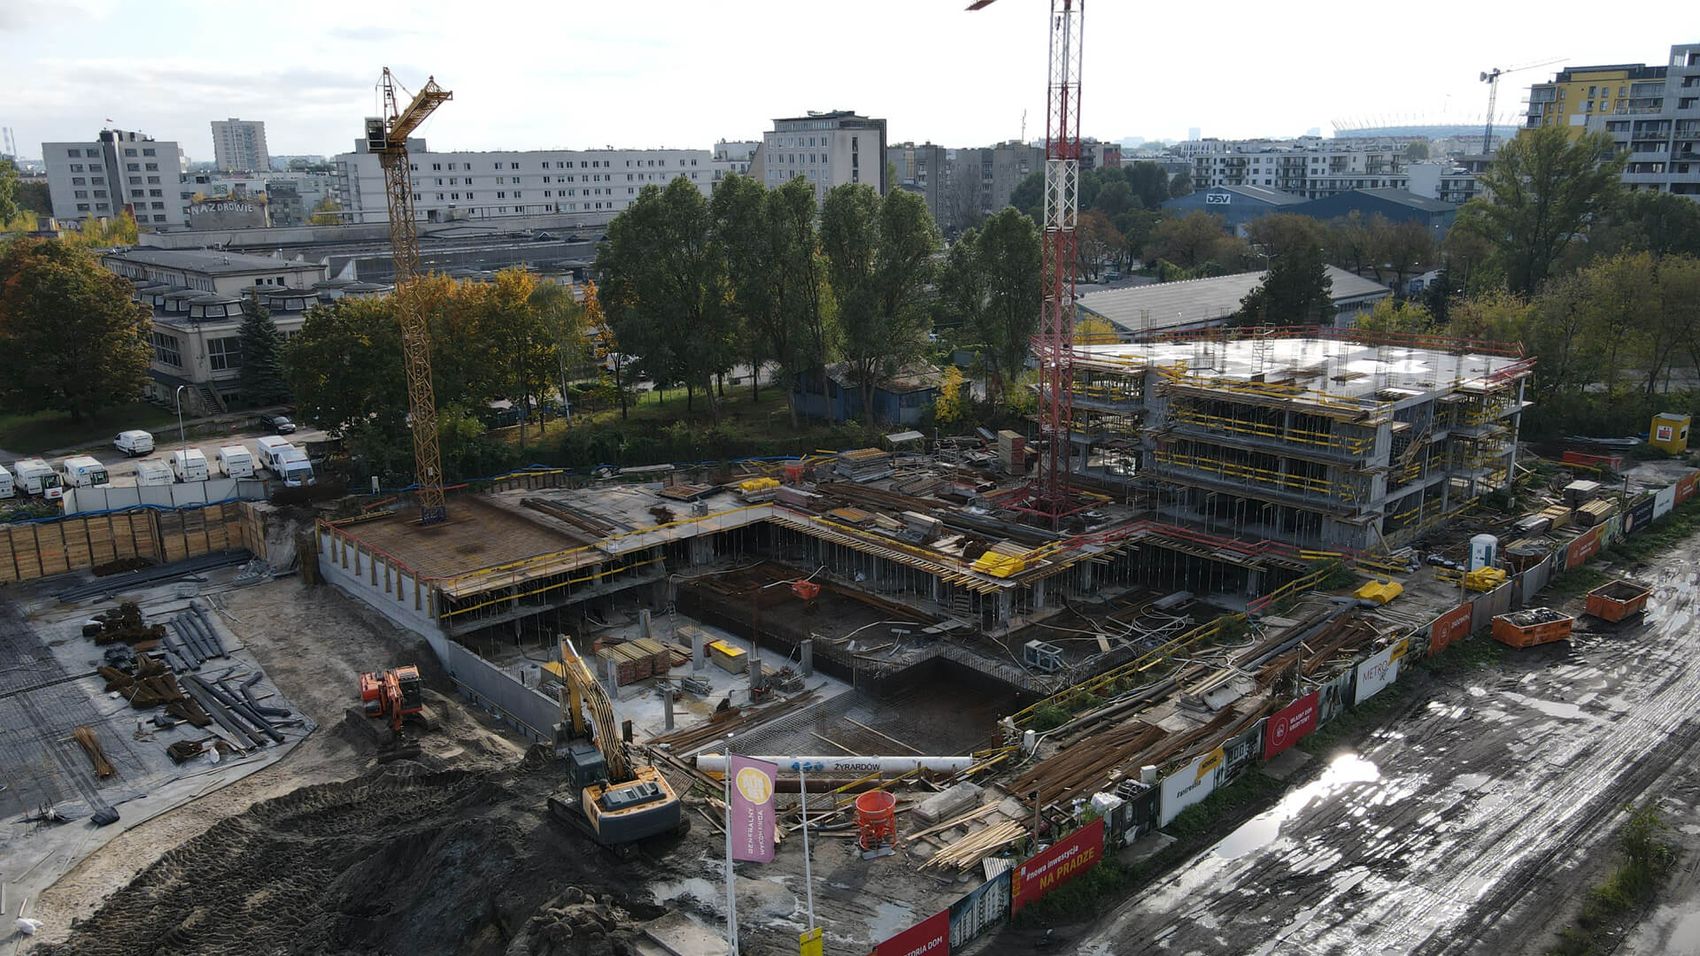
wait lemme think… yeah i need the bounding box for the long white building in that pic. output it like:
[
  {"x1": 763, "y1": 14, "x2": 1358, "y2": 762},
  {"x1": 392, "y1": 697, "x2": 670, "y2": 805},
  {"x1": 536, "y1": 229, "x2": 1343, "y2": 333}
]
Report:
[
  {"x1": 755, "y1": 110, "x2": 888, "y2": 203},
  {"x1": 333, "y1": 140, "x2": 738, "y2": 225}
]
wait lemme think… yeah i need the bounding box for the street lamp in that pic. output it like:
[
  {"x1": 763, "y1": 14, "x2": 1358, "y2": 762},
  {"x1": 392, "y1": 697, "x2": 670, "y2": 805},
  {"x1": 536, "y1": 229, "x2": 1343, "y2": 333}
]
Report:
[{"x1": 174, "y1": 385, "x2": 187, "y2": 449}]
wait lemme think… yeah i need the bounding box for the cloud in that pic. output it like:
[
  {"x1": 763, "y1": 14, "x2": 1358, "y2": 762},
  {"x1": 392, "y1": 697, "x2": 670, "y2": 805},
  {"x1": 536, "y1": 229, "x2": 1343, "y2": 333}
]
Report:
[{"x1": 325, "y1": 25, "x2": 419, "y2": 42}]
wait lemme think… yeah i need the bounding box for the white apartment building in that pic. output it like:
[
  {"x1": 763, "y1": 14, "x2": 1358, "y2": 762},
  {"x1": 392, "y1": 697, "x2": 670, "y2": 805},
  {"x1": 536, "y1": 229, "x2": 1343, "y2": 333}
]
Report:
[
  {"x1": 43, "y1": 129, "x2": 187, "y2": 228},
  {"x1": 1188, "y1": 137, "x2": 1467, "y2": 201},
  {"x1": 714, "y1": 140, "x2": 759, "y2": 178},
  {"x1": 333, "y1": 143, "x2": 734, "y2": 225},
  {"x1": 211, "y1": 118, "x2": 270, "y2": 172},
  {"x1": 759, "y1": 110, "x2": 887, "y2": 202}
]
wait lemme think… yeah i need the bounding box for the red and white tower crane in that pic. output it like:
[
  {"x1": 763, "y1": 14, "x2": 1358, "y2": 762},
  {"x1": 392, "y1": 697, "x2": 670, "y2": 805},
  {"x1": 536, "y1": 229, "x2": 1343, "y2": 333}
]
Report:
[{"x1": 970, "y1": 0, "x2": 1084, "y2": 527}]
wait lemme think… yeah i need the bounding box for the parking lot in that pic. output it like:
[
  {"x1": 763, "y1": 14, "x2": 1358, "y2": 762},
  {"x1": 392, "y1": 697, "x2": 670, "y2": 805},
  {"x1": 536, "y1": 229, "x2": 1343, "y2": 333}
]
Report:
[{"x1": 3, "y1": 419, "x2": 329, "y2": 493}]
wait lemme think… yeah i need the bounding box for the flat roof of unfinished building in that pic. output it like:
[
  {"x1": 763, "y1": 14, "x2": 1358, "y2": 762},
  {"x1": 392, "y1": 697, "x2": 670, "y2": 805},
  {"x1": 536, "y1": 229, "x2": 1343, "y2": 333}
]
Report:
[
  {"x1": 1077, "y1": 336, "x2": 1529, "y2": 402},
  {"x1": 335, "y1": 497, "x2": 590, "y2": 580}
]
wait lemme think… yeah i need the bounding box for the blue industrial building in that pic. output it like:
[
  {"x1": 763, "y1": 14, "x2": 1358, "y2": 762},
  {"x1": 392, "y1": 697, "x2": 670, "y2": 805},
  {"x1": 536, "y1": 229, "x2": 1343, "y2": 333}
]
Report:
[
  {"x1": 1294, "y1": 188, "x2": 1458, "y2": 240},
  {"x1": 1161, "y1": 185, "x2": 1306, "y2": 235}
]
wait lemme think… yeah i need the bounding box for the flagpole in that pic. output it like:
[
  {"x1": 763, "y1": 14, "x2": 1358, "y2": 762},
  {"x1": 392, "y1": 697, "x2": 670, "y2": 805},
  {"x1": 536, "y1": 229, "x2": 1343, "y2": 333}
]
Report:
[
  {"x1": 800, "y1": 763, "x2": 816, "y2": 931},
  {"x1": 724, "y1": 732, "x2": 738, "y2": 954}
]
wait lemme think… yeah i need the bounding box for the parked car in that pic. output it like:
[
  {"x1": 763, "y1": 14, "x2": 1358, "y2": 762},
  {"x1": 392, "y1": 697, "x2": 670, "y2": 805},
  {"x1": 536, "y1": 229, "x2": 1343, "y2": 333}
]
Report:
[
  {"x1": 256, "y1": 414, "x2": 297, "y2": 434},
  {"x1": 114, "y1": 429, "x2": 155, "y2": 456}
]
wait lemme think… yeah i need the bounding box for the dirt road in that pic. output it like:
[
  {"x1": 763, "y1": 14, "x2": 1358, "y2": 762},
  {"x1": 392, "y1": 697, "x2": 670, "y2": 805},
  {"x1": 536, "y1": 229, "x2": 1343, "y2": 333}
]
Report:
[{"x1": 1070, "y1": 550, "x2": 1700, "y2": 956}]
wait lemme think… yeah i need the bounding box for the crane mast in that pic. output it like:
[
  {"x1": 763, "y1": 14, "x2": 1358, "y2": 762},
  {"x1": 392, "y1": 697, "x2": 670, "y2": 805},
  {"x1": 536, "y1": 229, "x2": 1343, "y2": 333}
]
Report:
[{"x1": 372, "y1": 68, "x2": 452, "y2": 525}]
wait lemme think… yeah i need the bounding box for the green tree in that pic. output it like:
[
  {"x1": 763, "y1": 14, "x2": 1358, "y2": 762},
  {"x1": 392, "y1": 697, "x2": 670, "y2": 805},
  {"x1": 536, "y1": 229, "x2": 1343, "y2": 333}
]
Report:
[
  {"x1": 1168, "y1": 168, "x2": 1193, "y2": 198},
  {"x1": 283, "y1": 296, "x2": 406, "y2": 439},
  {"x1": 821, "y1": 184, "x2": 940, "y2": 422},
  {"x1": 0, "y1": 239, "x2": 151, "y2": 421},
  {"x1": 1237, "y1": 237, "x2": 1332, "y2": 326},
  {"x1": 1092, "y1": 179, "x2": 1135, "y2": 219},
  {"x1": 527, "y1": 279, "x2": 589, "y2": 426},
  {"x1": 1147, "y1": 211, "x2": 1242, "y2": 272},
  {"x1": 237, "y1": 294, "x2": 290, "y2": 406},
  {"x1": 938, "y1": 208, "x2": 1041, "y2": 408},
  {"x1": 482, "y1": 268, "x2": 557, "y2": 447},
  {"x1": 1077, "y1": 209, "x2": 1123, "y2": 280},
  {"x1": 1124, "y1": 162, "x2": 1172, "y2": 210},
  {"x1": 597, "y1": 178, "x2": 735, "y2": 421},
  {"x1": 0, "y1": 158, "x2": 20, "y2": 228},
  {"x1": 1375, "y1": 218, "x2": 1437, "y2": 295},
  {"x1": 1463, "y1": 126, "x2": 1624, "y2": 296},
  {"x1": 1448, "y1": 288, "x2": 1532, "y2": 344},
  {"x1": 1247, "y1": 213, "x2": 1329, "y2": 267},
  {"x1": 1589, "y1": 189, "x2": 1700, "y2": 260},
  {"x1": 1356, "y1": 297, "x2": 1435, "y2": 334},
  {"x1": 1404, "y1": 141, "x2": 1430, "y2": 161}
]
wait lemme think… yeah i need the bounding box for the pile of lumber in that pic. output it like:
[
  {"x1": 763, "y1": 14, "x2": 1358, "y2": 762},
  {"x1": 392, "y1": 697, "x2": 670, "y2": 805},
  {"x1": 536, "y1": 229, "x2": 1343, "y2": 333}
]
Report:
[{"x1": 921, "y1": 820, "x2": 1025, "y2": 871}]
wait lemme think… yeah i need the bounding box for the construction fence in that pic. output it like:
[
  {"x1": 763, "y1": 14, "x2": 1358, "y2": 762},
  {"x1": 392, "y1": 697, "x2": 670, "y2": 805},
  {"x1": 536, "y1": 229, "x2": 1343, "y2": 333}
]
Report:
[
  {"x1": 61, "y1": 477, "x2": 271, "y2": 516},
  {"x1": 0, "y1": 501, "x2": 263, "y2": 584},
  {"x1": 868, "y1": 466, "x2": 1700, "y2": 955}
]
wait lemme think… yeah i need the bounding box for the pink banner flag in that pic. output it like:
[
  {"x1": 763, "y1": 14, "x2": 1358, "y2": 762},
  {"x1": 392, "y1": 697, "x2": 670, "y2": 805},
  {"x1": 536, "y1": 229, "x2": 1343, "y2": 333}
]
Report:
[{"x1": 729, "y1": 754, "x2": 778, "y2": 863}]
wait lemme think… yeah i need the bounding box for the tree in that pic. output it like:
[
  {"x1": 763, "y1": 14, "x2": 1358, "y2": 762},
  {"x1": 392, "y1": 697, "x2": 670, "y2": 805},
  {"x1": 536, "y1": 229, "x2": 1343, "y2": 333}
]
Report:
[
  {"x1": 528, "y1": 279, "x2": 589, "y2": 427},
  {"x1": 1247, "y1": 214, "x2": 1329, "y2": 266},
  {"x1": 1589, "y1": 190, "x2": 1700, "y2": 260},
  {"x1": 1404, "y1": 141, "x2": 1430, "y2": 161},
  {"x1": 1376, "y1": 219, "x2": 1437, "y2": 295},
  {"x1": 237, "y1": 294, "x2": 290, "y2": 406},
  {"x1": 821, "y1": 184, "x2": 941, "y2": 422},
  {"x1": 1465, "y1": 125, "x2": 1624, "y2": 296},
  {"x1": 1010, "y1": 170, "x2": 1043, "y2": 223},
  {"x1": 1168, "y1": 168, "x2": 1193, "y2": 198},
  {"x1": 1147, "y1": 211, "x2": 1232, "y2": 270},
  {"x1": 0, "y1": 159, "x2": 20, "y2": 228},
  {"x1": 1077, "y1": 210, "x2": 1123, "y2": 279},
  {"x1": 937, "y1": 209, "x2": 1042, "y2": 409},
  {"x1": 934, "y1": 365, "x2": 966, "y2": 426},
  {"x1": 0, "y1": 239, "x2": 152, "y2": 421},
  {"x1": 481, "y1": 268, "x2": 556, "y2": 447},
  {"x1": 308, "y1": 197, "x2": 342, "y2": 226},
  {"x1": 1448, "y1": 288, "x2": 1532, "y2": 344},
  {"x1": 1124, "y1": 162, "x2": 1172, "y2": 210},
  {"x1": 283, "y1": 296, "x2": 406, "y2": 439},
  {"x1": 596, "y1": 178, "x2": 735, "y2": 421},
  {"x1": 1075, "y1": 316, "x2": 1120, "y2": 344},
  {"x1": 1422, "y1": 264, "x2": 1461, "y2": 324},
  {"x1": 1356, "y1": 297, "x2": 1435, "y2": 334},
  {"x1": 1092, "y1": 179, "x2": 1135, "y2": 219},
  {"x1": 1237, "y1": 238, "x2": 1332, "y2": 326}
]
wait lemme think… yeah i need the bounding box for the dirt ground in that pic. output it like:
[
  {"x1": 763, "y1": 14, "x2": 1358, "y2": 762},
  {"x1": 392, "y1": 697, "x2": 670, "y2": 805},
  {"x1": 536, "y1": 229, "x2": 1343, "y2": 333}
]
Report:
[{"x1": 23, "y1": 577, "x2": 526, "y2": 951}]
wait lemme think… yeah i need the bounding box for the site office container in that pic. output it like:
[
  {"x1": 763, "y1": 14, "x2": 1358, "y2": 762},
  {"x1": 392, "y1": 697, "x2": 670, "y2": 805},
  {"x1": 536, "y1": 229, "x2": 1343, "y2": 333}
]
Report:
[{"x1": 1585, "y1": 579, "x2": 1652, "y2": 623}]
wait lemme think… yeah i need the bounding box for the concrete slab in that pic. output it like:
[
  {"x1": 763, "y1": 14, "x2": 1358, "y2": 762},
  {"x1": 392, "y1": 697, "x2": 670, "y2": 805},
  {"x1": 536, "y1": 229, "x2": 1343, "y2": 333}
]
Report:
[
  {"x1": 1263, "y1": 746, "x2": 1315, "y2": 781},
  {"x1": 1116, "y1": 829, "x2": 1177, "y2": 866}
]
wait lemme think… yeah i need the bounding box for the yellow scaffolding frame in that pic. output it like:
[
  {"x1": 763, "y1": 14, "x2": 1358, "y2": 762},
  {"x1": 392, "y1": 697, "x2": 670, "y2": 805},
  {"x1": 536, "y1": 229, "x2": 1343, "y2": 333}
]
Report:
[
  {"x1": 1168, "y1": 404, "x2": 1373, "y2": 455},
  {"x1": 1153, "y1": 449, "x2": 1361, "y2": 502}
]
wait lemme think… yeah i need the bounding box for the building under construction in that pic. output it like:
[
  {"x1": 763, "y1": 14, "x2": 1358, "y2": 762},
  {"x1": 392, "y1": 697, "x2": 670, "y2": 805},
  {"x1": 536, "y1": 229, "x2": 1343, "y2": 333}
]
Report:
[{"x1": 1073, "y1": 331, "x2": 1534, "y2": 553}]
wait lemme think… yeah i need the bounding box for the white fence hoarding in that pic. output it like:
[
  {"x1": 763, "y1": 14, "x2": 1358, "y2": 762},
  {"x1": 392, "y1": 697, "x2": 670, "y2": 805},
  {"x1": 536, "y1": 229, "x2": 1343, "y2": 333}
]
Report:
[{"x1": 1353, "y1": 638, "x2": 1410, "y2": 706}]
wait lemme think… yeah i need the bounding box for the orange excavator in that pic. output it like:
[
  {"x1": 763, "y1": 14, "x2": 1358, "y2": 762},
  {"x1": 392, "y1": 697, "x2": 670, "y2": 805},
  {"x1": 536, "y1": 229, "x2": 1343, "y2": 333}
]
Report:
[{"x1": 359, "y1": 665, "x2": 425, "y2": 736}]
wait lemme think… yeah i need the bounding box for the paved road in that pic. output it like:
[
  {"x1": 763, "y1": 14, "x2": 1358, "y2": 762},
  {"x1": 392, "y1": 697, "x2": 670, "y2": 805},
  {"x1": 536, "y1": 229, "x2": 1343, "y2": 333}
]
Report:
[{"x1": 1072, "y1": 550, "x2": 1700, "y2": 956}]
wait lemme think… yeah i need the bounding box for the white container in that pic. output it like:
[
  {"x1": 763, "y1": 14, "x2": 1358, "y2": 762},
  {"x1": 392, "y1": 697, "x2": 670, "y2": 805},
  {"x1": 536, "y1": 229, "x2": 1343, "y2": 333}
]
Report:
[
  {"x1": 215, "y1": 445, "x2": 254, "y2": 478},
  {"x1": 170, "y1": 448, "x2": 209, "y2": 483},
  {"x1": 1468, "y1": 533, "x2": 1499, "y2": 572},
  {"x1": 13, "y1": 459, "x2": 62, "y2": 499},
  {"x1": 61, "y1": 455, "x2": 110, "y2": 488},
  {"x1": 113, "y1": 429, "x2": 155, "y2": 456},
  {"x1": 134, "y1": 459, "x2": 174, "y2": 487},
  {"x1": 0, "y1": 463, "x2": 13, "y2": 500}
]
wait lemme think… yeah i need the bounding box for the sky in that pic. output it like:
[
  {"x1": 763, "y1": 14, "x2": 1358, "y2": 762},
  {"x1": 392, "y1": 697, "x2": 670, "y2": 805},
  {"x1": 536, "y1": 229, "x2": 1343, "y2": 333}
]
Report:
[{"x1": 2, "y1": 0, "x2": 1695, "y2": 161}]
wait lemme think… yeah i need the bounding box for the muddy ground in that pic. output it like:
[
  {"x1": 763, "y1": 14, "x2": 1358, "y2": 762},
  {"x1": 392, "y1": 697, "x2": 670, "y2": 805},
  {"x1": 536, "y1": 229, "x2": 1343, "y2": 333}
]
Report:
[{"x1": 1049, "y1": 547, "x2": 1700, "y2": 955}]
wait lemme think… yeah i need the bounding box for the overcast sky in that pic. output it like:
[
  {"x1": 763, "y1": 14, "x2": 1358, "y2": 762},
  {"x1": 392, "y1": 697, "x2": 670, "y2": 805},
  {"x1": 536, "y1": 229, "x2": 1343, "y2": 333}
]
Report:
[{"x1": 2, "y1": 1, "x2": 1693, "y2": 161}]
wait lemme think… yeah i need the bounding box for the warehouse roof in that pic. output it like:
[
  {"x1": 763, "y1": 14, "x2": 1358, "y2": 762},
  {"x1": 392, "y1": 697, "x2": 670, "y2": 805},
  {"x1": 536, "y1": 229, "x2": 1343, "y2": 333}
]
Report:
[
  {"x1": 1077, "y1": 265, "x2": 1389, "y2": 336},
  {"x1": 103, "y1": 248, "x2": 321, "y2": 276}
]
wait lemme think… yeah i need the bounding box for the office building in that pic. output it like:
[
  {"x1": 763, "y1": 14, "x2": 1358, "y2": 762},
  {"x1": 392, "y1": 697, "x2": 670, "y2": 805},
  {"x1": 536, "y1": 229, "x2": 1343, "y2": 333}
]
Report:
[
  {"x1": 759, "y1": 110, "x2": 887, "y2": 202},
  {"x1": 42, "y1": 129, "x2": 186, "y2": 228},
  {"x1": 1525, "y1": 43, "x2": 1700, "y2": 197},
  {"x1": 333, "y1": 141, "x2": 735, "y2": 225},
  {"x1": 211, "y1": 118, "x2": 271, "y2": 173}
]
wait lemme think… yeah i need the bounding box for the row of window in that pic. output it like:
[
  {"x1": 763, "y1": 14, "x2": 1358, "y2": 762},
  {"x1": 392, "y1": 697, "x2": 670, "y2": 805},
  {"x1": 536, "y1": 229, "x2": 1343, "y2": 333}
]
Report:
[
  {"x1": 121, "y1": 147, "x2": 159, "y2": 157},
  {"x1": 413, "y1": 157, "x2": 699, "y2": 172}
]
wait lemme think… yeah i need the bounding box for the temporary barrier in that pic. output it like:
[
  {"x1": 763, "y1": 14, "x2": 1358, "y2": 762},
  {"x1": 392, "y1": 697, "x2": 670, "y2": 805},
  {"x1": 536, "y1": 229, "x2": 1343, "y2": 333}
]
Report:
[
  {"x1": 1158, "y1": 747, "x2": 1225, "y2": 826},
  {"x1": 1622, "y1": 495, "x2": 1656, "y2": 536},
  {"x1": 1219, "y1": 721, "x2": 1265, "y2": 784},
  {"x1": 1112, "y1": 783, "x2": 1161, "y2": 846},
  {"x1": 1654, "y1": 485, "x2": 1676, "y2": 520},
  {"x1": 1263, "y1": 692, "x2": 1321, "y2": 760},
  {"x1": 1010, "y1": 818, "x2": 1106, "y2": 916},
  {"x1": 62, "y1": 478, "x2": 269, "y2": 515},
  {"x1": 872, "y1": 908, "x2": 949, "y2": 956},
  {"x1": 1677, "y1": 470, "x2": 1700, "y2": 504},
  {"x1": 948, "y1": 870, "x2": 1010, "y2": 949},
  {"x1": 0, "y1": 501, "x2": 260, "y2": 583},
  {"x1": 1471, "y1": 583, "x2": 1514, "y2": 633},
  {"x1": 1315, "y1": 667, "x2": 1357, "y2": 726},
  {"x1": 1353, "y1": 638, "x2": 1409, "y2": 706},
  {"x1": 1427, "y1": 603, "x2": 1473, "y2": 656},
  {"x1": 1566, "y1": 526, "x2": 1605, "y2": 570}
]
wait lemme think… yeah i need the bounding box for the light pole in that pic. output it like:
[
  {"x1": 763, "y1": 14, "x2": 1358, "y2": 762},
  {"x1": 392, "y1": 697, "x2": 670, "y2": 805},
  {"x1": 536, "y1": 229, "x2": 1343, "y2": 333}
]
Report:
[{"x1": 174, "y1": 385, "x2": 188, "y2": 449}]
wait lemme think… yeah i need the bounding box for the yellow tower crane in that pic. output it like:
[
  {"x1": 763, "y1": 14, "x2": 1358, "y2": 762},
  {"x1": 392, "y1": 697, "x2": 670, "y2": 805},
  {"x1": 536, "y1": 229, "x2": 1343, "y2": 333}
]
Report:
[{"x1": 368, "y1": 68, "x2": 452, "y2": 524}]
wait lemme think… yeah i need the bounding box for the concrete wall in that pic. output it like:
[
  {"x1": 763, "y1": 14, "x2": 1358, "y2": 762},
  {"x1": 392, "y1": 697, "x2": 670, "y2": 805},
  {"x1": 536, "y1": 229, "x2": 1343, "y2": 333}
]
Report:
[
  {"x1": 63, "y1": 478, "x2": 270, "y2": 515},
  {"x1": 316, "y1": 526, "x2": 442, "y2": 639}
]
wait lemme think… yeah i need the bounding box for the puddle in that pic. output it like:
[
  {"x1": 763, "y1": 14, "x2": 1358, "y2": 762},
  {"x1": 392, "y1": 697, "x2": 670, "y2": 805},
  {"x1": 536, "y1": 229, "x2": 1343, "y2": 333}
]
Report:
[
  {"x1": 652, "y1": 877, "x2": 723, "y2": 913},
  {"x1": 1502, "y1": 692, "x2": 1586, "y2": 720},
  {"x1": 1213, "y1": 754, "x2": 1380, "y2": 860},
  {"x1": 1453, "y1": 773, "x2": 1491, "y2": 792},
  {"x1": 1665, "y1": 904, "x2": 1700, "y2": 951},
  {"x1": 867, "y1": 901, "x2": 914, "y2": 941}
]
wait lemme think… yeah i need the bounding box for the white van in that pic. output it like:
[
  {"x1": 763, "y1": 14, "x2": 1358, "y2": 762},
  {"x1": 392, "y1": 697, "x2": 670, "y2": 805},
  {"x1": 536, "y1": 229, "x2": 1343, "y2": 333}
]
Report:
[
  {"x1": 274, "y1": 447, "x2": 316, "y2": 487},
  {"x1": 114, "y1": 430, "x2": 155, "y2": 456},
  {"x1": 170, "y1": 448, "x2": 209, "y2": 483},
  {"x1": 134, "y1": 458, "x2": 174, "y2": 487},
  {"x1": 216, "y1": 445, "x2": 255, "y2": 478},
  {"x1": 0, "y1": 463, "x2": 13, "y2": 500},
  {"x1": 13, "y1": 459, "x2": 62, "y2": 499},
  {"x1": 61, "y1": 455, "x2": 109, "y2": 488},
  {"x1": 254, "y1": 435, "x2": 294, "y2": 471}
]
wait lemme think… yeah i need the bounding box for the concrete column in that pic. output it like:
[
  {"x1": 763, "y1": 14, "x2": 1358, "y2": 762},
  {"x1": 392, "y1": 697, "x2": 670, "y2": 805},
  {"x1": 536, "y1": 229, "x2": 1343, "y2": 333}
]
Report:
[
  {"x1": 689, "y1": 537, "x2": 713, "y2": 566},
  {"x1": 663, "y1": 687, "x2": 675, "y2": 730},
  {"x1": 800, "y1": 638, "x2": 814, "y2": 677},
  {"x1": 1033, "y1": 579, "x2": 1048, "y2": 610},
  {"x1": 996, "y1": 590, "x2": 1014, "y2": 626},
  {"x1": 931, "y1": 575, "x2": 943, "y2": 605},
  {"x1": 603, "y1": 654, "x2": 619, "y2": 698},
  {"x1": 1247, "y1": 567, "x2": 1264, "y2": 596},
  {"x1": 749, "y1": 654, "x2": 763, "y2": 695},
  {"x1": 691, "y1": 628, "x2": 706, "y2": 672},
  {"x1": 639, "y1": 608, "x2": 652, "y2": 640},
  {"x1": 1079, "y1": 560, "x2": 1094, "y2": 594}
]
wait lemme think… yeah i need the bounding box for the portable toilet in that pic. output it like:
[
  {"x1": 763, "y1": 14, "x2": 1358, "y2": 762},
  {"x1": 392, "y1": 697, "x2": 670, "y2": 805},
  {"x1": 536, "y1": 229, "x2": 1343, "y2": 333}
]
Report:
[
  {"x1": 1649, "y1": 412, "x2": 1691, "y2": 454},
  {"x1": 1467, "y1": 533, "x2": 1499, "y2": 571}
]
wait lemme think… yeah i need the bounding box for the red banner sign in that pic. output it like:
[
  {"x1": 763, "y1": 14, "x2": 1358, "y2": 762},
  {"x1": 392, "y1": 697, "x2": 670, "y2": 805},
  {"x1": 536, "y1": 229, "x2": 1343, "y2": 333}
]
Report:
[
  {"x1": 872, "y1": 909, "x2": 949, "y2": 956},
  {"x1": 1011, "y1": 818, "x2": 1105, "y2": 916},
  {"x1": 1263, "y1": 692, "x2": 1320, "y2": 760},
  {"x1": 1678, "y1": 471, "x2": 1700, "y2": 504},
  {"x1": 1428, "y1": 603, "x2": 1473, "y2": 656},
  {"x1": 1566, "y1": 526, "x2": 1604, "y2": 570}
]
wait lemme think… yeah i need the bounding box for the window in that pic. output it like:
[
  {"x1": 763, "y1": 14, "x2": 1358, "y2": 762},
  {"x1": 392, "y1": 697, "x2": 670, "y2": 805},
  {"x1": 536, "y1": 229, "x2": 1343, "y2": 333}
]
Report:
[
  {"x1": 85, "y1": 148, "x2": 99, "y2": 157},
  {"x1": 128, "y1": 176, "x2": 141, "y2": 185},
  {"x1": 125, "y1": 148, "x2": 137, "y2": 157},
  {"x1": 69, "y1": 163, "x2": 84, "y2": 172},
  {"x1": 149, "y1": 189, "x2": 162, "y2": 197},
  {"x1": 432, "y1": 163, "x2": 441, "y2": 170},
  {"x1": 497, "y1": 191, "x2": 506, "y2": 199},
  {"x1": 510, "y1": 162, "x2": 518, "y2": 169},
  {"x1": 208, "y1": 337, "x2": 242, "y2": 371},
  {"x1": 72, "y1": 177, "x2": 86, "y2": 186},
  {"x1": 76, "y1": 202, "x2": 90, "y2": 211},
  {"x1": 147, "y1": 176, "x2": 160, "y2": 184},
  {"x1": 152, "y1": 332, "x2": 182, "y2": 367},
  {"x1": 73, "y1": 190, "x2": 88, "y2": 199},
  {"x1": 127, "y1": 163, "x2": 140, "y2": 172},
  {"x1": 93, "y1": 190, "x2": 107, "y2": 198}
]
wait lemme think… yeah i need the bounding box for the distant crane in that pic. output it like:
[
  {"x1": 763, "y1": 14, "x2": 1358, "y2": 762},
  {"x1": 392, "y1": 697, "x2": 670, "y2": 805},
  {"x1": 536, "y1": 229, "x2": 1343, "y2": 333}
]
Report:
[
  {"x1": 368, "y1": 68, "x2": 453, "y2": 524},
  {"x1": 1480, "y1": 58, "x2": 1565, "y2": 154},
  {"x1": 969, "y1": 0, "x2": 1084, "y2": 527}
]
